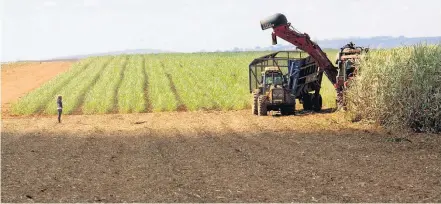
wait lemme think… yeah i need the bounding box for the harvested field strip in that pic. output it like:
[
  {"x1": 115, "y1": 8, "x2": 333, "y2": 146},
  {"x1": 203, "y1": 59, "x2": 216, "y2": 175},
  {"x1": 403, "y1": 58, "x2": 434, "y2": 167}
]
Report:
[
  {"x1": 82, "y1": 55, "x2": 128, "y2": 114},
  {"x1": 144, "y1": 56, "x2": 178, "y2": 112},
  {"x1": 117, "y1": 55, "x2": 146, "y2": 113},
  {"x1": 44, "y1": 57, "x2": 114, "y2": 114},
  {"x1": 10, "y1": 58, "x2": 95, "y2": 115}
]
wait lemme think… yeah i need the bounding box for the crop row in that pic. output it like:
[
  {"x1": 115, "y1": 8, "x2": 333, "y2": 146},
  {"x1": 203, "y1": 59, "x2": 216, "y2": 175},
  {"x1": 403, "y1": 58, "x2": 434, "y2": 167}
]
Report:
[{"x1": 117, "y1": 55, "x2": 147, "y2": 113}]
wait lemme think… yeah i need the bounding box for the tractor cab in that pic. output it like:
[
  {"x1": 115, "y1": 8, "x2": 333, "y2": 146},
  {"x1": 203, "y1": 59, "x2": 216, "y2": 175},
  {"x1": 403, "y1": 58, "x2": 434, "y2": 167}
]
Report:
[
  {"x1": 260, "y1": 67, "x2": 286, "y2": 105},
  {"x1": 261, "y1": 67, "x2": 284, "y2": 89}
]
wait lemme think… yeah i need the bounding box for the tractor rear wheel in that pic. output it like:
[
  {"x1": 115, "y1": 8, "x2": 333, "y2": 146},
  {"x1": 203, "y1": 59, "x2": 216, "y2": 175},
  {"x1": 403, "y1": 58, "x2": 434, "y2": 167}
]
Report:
[
  {"x1": 257, "y1": 95, "x2": 268, "y2": 116},
  {"x1": 302, "y1": 93, "x2": 313, "y2": 110},
  {"x1": 311, "y1": 94, "x2": 322, "y2": 112},
  {"x1": 252, "y1": 93, "x2": 258, "y2": 115}
]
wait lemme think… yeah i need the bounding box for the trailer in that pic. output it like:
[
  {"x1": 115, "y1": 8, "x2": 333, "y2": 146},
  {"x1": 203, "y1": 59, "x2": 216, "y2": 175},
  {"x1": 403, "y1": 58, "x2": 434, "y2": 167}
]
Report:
[{"x1": 249, "y1": 51, "x2": 323, "y2": 116}]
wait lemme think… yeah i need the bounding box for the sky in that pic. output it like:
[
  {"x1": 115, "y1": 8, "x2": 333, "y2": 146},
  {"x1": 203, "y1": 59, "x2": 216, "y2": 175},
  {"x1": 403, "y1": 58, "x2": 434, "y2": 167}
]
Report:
[{"x1": 1, "y1": 0, "x2": 441, "y2": 62}]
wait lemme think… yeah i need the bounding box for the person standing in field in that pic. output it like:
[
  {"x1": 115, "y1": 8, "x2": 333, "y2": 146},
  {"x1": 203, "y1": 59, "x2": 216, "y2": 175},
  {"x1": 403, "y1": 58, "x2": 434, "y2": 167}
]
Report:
[{"x1": 57, "y1": 95, "x2": 63, "y2": 123}]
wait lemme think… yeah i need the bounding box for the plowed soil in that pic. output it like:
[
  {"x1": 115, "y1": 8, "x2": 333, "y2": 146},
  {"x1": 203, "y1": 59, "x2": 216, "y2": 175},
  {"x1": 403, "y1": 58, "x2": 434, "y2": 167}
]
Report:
[
  {"x1": 1, "y1": 61, "x2": 74, "y2": 117},
  {"x1": 1, "y1": 62, "x2": 440, "y2": 203},
  {"x1": 2, "y1": 110, "x2": 441, "y2": 203}
]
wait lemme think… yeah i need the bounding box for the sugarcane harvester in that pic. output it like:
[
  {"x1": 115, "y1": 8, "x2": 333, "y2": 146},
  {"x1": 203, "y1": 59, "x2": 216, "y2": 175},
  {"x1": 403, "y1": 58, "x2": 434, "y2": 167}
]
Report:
[
  {"x1": 334, "y1": 42, "x2": 369, "y2": 107},
  {"x1": 251, "y1": 13, "x2": 357, "y2": 116}
]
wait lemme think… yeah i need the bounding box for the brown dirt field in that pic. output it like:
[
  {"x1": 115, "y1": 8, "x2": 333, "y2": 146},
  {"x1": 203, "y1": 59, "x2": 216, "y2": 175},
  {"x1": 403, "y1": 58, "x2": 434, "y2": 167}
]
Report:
[
  {"x1": 1, "y1": 61, "x2": 74, "y2": 116},
  {"x1": 2, "y1": 110, "x2": 440, "y2": 203}
]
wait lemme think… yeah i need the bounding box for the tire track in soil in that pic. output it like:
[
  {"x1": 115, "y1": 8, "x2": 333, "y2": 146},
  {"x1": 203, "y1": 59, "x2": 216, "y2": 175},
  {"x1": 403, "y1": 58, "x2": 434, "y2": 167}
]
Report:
[
  {"x1": 72, "y1": 57, "x2": 114, "y2": 115},
  {"x1": 142, "y1": 56, "x2": 152, "y2": 112},
  {"x1": 112, "y1": 56, "x2": 129, "y2": 113},
  {"x1": 35, "y1": 61, "x2": 93, "y2": 115},
  {"x1": 161, "y1": 62, "x2": 187, "y2": 112}
]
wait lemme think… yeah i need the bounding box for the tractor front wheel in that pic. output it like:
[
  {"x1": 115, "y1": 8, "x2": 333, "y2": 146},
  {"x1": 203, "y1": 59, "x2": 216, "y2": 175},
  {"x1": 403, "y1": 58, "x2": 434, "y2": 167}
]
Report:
[
  {"x1": 257, "y1": 95, "x2": 268, "y2": 116},
  {"x1": 252, "y1": 93, "x2": 259, "y2": 115}
]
